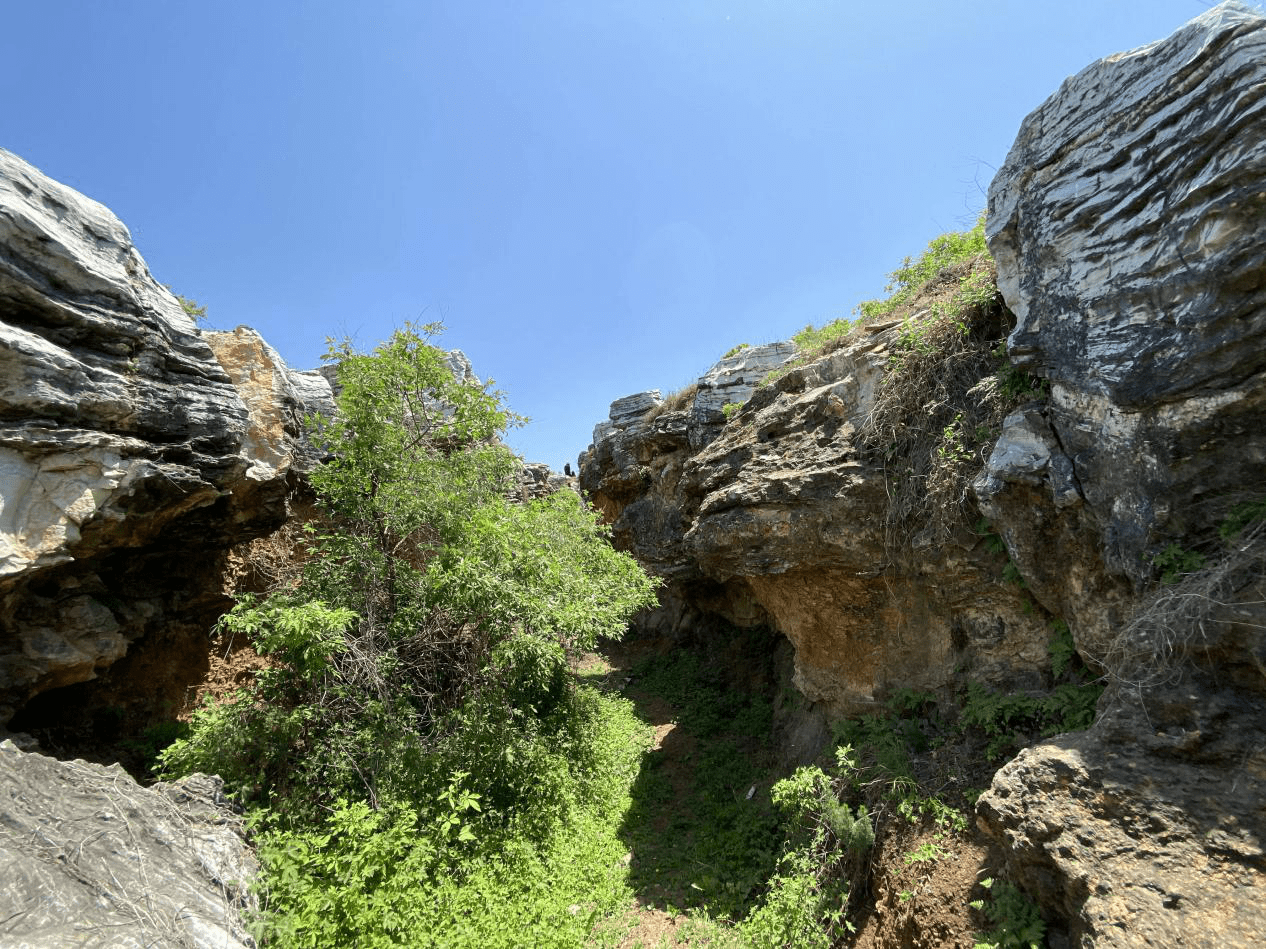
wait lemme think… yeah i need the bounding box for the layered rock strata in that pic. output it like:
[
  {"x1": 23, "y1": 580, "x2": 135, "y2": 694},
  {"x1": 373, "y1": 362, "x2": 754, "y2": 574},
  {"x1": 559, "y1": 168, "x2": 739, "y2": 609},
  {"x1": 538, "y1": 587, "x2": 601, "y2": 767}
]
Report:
[
  {"x1": 0, "y1": 148, "x2": 330, "y2": 728},
  {"x1": 582, "y1": 320, "x2": 1052, "y2": 712},
  {"x1": 974, "y1": 4, "x2": 1266, "y2": 944},
  {"x1": 0, "y1": 739, "x2": 257, "y2": 948}
]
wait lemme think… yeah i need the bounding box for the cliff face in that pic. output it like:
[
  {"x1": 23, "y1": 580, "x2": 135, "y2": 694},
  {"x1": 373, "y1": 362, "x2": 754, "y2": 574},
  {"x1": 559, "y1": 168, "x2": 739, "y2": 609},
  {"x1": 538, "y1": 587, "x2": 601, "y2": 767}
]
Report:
[
  {"x1": 974, "y1": 4, "x2": 1266, "y2": 945},
  {"x1": 581, "y1": 304, "x2": 1053, "y2": 713},
  {"x1": 582, "y1": 3, "x2": 1266, "y2": 943},
  {"x1": 0, "y1": 147, "x2": 332, "y2": 731}
]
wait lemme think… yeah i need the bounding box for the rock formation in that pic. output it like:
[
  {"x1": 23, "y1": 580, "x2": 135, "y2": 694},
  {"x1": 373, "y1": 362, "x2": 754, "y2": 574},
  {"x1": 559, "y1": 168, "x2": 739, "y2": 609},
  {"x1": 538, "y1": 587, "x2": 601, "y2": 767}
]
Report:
[
  {"x1": 582, "y1": 3, "x2": 1266, "y2": 942},
  {"x1": 0, "y1": 147, "x2": 332, "y2": 733},
  {"x1": 0, "y1": 738, "x2": 256, "y2": 948},
  {"x1": 974, "y1": 3, "x2": 1266, "y2": 944},
  {"x1": 581, "y1": 292, "x2": 1052, "y2": 712}
]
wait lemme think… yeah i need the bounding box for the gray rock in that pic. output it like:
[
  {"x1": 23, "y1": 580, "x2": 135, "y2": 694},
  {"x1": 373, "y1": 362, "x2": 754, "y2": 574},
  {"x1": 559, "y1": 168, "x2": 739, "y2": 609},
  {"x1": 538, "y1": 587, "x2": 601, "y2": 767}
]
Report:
[
  {"x1": 0, "y1": 150, "x2": 305, "y2": 725},
  {"x1": 0, "y1": 740, "x2": 256, "y2": 948},
  {"x1": 986, "y1": 0, "x2": 1266, "y2": 586},
  {"x1": 690, "y1": 341, "x2": 798, "y2": 425},
  {"x1": 610, "y1": 390, "x2": 663, "y2": 427},
  {"x1": 975, "y1": 4, "x2": 1266, "y2": 942}
]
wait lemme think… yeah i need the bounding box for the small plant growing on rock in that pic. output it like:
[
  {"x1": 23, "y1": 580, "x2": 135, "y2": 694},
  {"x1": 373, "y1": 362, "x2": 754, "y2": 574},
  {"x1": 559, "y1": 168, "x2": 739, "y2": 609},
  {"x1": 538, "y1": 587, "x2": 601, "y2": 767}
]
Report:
[
  {"x1": 1151, "y1": 542, "x2": 1206, "y2": 584},
  {"x1": 970, "y1": 877, "x2": 1045, "y2": 949}
]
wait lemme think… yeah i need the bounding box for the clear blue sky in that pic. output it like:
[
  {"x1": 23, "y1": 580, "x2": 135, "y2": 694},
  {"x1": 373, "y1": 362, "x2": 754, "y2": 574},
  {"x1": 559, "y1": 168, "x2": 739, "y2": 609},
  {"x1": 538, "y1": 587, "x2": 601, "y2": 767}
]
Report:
[{"x1": 3, "y1": 1, "x2": 1222, "y2": 470}]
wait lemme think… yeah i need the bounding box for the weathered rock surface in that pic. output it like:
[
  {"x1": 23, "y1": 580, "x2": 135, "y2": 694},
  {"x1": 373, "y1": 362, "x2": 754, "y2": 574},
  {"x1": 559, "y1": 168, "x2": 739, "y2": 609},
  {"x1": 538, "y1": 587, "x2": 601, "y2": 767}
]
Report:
[
  {"x1": 690, "y1": 341, "x2": 798, "y2": 427},
  {"x1": 511, "y1": 460, "x2": 576, "y2": 501},
  {"x1": 978, "y1": 549, "x2": 1266, "y2": 947},
  {"x1": 0, "y1": 739, "x2": 256, "y2": 948},
  {"x1": 983, "y1": 0, "x2": 1266, "y2": 596},
  {"x1": 974, "y1": 4, "x2": 1266, "y2": 944},
  {"x1": 582, "y1": 327, "x2": 1052, "y2": 713},
  {"x1": 0, "y1": 148, "x2": 330, "y2": 727}
]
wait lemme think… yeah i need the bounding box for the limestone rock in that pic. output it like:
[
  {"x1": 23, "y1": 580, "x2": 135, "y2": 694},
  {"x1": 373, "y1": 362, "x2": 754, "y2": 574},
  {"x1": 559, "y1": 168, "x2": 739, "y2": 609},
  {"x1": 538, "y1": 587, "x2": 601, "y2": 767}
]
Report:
[
  {"x1": 978, "y1": 564, "x2": 1266, "y2": 947},
  {"x1": 0, "y1": 149, "x2": 315, "y2": 726},
  {"x1": 974, "y1": 4, "x2": 1266, "y2": 942},
  {"x1": 984, "y1": 0, "x2": 1266, "y2": 589},
  {"x1": 0, "y1": 739, "x2": 256, "y2": 948},
  {"x1": 690, "y1": 341, "x2": 798, "y2": 426},
  {"x1": 510, "y1": 460, "x2": 576, "y2": 502},
  {"x1": 582, "y1": 326, "x2": 1052, "y2": 712},
  {"x1": 205, "y1": 326, "x2": 335, "y2": 478}
]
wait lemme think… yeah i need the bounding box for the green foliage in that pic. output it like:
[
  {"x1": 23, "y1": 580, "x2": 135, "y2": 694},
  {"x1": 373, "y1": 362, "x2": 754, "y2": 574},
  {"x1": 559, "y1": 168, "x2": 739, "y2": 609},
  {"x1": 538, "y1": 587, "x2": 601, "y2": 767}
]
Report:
[
  {"x1": 166, "y1": 287, "x2": 208, "y2": 323},
  {"x1": 975, "y1": 519, "x2": 1008, "y2": 557},
  {"x1": 158, "y1": 322, "x2": 662, "y2": 943},
  {"x1": 971, "y1": 877, "x2": 1046, "y2": 949},
  {"x1": 621, "y1": 645, "x2": 782, "y2": 920},
  {"x1": 1048, "y1": 620, "x2": 1077, "y2": 680},
  {"x1": 740, "y1": 844, "x2": 846, "y2": 949},
  {"x1": 993, "y1": 345, "x2": 1047, "y2": 403},
  {"x1": 959, "y1": 680, "x2": 1103, "y2": 761},
  {"x1": 1220, "y1": 498, "x2": 1266, "y2": 540},
  {"x1": 253, "y1": 687, "x2": 650, "y2": 948},
  {"x1": 1152, "y1": 542, "x2": 1206, "y2": 584},
  {"x1": 854, "y1": 215, "x2": 988, "y2": 322},
  {"x1": 792, "y1": 317, "x2": 854, "y2": 352},
  {"x1": 723, "y1": 342, "x2": 751, "y2": 358},
  {"x1": 903, "y1": 841, "x2": 946, "y2": 865},
  {"x1": 722, "y1": 401, "x2": 744, "y2": 421},
  {"x1": 771, "y1": 764, "x2": 873, "y2": 856},
  {"x1": 938, "y1": 412, "x2": 972, "y2": 463},
  {"x1": 741, "y1": 758, "x2": 863, "y2": 947},
  {"x1": 121, "y1": 719, "x2": 189, "y2": 775}
]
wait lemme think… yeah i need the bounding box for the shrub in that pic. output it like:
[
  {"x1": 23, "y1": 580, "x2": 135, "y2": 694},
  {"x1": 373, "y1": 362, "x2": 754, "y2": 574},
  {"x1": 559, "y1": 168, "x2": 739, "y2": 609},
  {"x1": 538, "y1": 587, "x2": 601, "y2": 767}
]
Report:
[{"x1": 160, "y1": 322, "x2": 660, "y2": 943}]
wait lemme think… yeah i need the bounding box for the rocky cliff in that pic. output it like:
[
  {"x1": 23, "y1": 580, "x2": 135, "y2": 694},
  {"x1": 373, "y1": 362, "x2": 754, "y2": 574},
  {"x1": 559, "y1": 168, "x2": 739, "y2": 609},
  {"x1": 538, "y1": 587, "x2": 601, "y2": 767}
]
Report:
[
  {"x1": 975, "y1": 4, "x2": 1266, "y2": 945},
  {"x1": 0, "y1": 146, "x2": 336, "y2": 735},
  {"x1": 581, "y1": 3, "x2": 1266, "y2": 944}
]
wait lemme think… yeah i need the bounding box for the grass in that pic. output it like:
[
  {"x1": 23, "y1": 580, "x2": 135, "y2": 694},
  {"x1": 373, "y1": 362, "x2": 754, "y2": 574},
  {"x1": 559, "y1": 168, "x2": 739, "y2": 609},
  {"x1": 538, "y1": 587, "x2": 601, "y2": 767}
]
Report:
[
  {"x1": 643, "y1": 383, "x2": 700, "y2": 424},
  {"x1": 619, "y1": 648, "x2": 783, "y2": 921}
]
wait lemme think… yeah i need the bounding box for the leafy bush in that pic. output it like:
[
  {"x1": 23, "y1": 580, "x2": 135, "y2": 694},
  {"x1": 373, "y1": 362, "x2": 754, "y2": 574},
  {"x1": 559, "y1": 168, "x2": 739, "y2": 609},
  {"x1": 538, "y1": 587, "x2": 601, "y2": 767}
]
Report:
[
  {"x1": 160, "y1": 322, "x2": 660, "y2": 943},
  {"x1": 959, "y1": 680, "x2": 1102, "y2": 761},
  {"x1": 165, "y1": 286, "x2": 208, "y2": 323},
  {"x1": 741, "y1": 758, "x2": 865, "y2": 946},
  {"x1": 1151, "y1": 542, "x2": 1206, "y2": 584},
  {"x1": 854, "y1": 215, "x2": 988, "y2": 323},
  {"x1": 253, "y1": 688, "x2": 650, "y2": 948},
  {"x1": 1220, "y1": 498, "x2": 1266, "y2": 540}
]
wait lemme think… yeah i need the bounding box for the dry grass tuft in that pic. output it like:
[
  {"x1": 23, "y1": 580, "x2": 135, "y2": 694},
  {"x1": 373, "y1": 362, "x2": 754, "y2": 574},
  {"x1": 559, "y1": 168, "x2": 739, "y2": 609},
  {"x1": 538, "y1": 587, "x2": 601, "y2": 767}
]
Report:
[
  {"x1": 858, "y1": 257, "x2": 1037, "y2": 550},
  {"x1": 1103, "y1": 522, "x2": 1266, "y2": 689},
  {"x1": 642, "y1": 383, "x2": 699, "y2": 424}
]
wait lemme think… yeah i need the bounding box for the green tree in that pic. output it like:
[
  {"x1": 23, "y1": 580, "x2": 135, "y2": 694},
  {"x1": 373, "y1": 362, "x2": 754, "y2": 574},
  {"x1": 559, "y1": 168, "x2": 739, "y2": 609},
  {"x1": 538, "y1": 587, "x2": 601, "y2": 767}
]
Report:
[{"x1": 162, "y1": 322, "x2": 658, "y2": 824}]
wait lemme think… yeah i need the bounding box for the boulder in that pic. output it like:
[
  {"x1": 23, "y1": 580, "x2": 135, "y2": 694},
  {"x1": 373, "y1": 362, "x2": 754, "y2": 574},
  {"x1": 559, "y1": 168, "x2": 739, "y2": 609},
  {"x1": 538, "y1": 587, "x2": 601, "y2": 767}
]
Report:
[{"x1": 0, "y1": 739, "x2": 256, "y2": 948}]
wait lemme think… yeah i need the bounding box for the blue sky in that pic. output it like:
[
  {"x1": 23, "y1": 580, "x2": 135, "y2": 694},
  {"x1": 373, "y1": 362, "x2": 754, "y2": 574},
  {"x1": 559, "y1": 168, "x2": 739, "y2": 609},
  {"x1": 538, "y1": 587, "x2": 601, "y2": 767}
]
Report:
[{"x1": 3, "y1": 1, "x2": 1222, "y2": 470}]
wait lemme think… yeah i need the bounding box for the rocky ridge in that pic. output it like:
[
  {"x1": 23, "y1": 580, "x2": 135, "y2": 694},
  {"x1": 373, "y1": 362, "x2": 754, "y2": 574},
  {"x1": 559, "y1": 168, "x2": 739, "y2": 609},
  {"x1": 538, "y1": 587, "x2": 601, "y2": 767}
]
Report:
[{"x1": 0, "y1": 146, "x2": 336, "y2": 730}]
